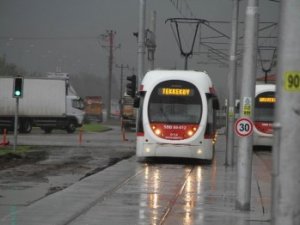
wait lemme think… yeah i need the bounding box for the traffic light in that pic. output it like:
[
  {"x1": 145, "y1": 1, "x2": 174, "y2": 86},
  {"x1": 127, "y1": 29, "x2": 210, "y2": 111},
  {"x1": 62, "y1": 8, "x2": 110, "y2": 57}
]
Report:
[
  {"x1": 13, "y1": 77, "x2": 23, "y2": 98},
  {"x1": 126, "y1": 75, "x2": 137, "y2": 98}
]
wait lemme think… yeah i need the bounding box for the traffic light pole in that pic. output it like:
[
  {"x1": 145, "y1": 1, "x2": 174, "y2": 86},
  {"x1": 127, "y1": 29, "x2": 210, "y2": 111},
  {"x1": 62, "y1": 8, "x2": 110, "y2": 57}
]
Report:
[
  {"x1": 12, "y1": 76, "x2": 23, "y2": 151},
  {"x1": 13, "y1": 97, "x2": 19, "y2": 151}
]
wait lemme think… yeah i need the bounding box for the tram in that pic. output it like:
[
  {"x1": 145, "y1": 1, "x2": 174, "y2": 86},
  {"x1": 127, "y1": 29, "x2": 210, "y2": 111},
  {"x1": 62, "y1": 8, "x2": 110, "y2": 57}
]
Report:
[
  {"x1": 253, "y1": 84, "x2": 276, "y2": 146},
  {"x1": 135, "y1": 70, "x2": 219, "y2": 161}
]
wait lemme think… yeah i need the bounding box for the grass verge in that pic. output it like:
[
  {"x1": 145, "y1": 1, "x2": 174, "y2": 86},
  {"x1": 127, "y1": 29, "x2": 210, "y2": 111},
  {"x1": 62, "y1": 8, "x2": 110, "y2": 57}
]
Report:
[{"x1": 0, "y1": 145, "x2": 32, "y2": 156}]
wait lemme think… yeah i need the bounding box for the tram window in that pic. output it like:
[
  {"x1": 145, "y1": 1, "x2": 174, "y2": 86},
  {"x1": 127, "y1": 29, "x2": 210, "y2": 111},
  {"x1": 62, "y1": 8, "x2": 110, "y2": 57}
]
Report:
[
  {"x1": 254, "y1": 92, "x2": 275, "y2": 122},
  {"x1": 148, "y1": 80, "x2": 202, "y2": 124},
  {"x1": 149, "y1": 103, "x2": 201, "y2": 123}
]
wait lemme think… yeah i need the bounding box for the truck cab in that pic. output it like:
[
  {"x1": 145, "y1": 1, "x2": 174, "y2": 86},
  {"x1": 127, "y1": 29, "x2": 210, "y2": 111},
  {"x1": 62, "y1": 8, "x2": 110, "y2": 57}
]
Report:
[{"x1": 65, "y1": 95, "x2": 85, "y2": 133}]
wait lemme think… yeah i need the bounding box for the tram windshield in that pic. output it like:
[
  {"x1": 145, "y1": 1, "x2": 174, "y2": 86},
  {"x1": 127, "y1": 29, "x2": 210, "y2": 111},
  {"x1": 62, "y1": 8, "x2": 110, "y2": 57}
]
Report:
[
  {"x1": 254, "y1": 91, "x2": 275, "y2": 122},
  {"x1": 148, "y1": 80, "x2": 202, "y2": 124}
]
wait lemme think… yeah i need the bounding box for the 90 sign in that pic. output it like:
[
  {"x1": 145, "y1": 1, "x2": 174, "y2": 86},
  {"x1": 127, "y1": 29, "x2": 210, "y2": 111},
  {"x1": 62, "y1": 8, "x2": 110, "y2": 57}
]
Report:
[{"x1": 284, "y1": 72, "x2": 300, "y2": 91}]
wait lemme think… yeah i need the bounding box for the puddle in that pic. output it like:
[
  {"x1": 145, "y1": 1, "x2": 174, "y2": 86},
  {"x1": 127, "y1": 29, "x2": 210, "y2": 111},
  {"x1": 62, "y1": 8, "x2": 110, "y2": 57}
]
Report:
[{"x1": 0, "y1": 173, "x2": 83, "y2": 219}]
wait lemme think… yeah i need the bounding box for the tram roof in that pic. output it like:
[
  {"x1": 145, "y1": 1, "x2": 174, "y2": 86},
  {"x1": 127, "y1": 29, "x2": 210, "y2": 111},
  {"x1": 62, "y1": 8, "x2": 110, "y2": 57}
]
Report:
[
  {"x1": 255, "y1": 83, "x2": 276, "y2": 95},
  {"x1": 141, "y1": 70, "x2": 213, "y2": 91}
]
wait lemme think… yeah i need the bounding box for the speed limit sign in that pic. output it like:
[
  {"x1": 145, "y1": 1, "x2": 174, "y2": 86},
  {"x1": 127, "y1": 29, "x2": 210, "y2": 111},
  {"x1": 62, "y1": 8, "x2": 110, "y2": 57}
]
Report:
[{"x1": 235, "y1": 117, "x2": 254, "y2": 137}]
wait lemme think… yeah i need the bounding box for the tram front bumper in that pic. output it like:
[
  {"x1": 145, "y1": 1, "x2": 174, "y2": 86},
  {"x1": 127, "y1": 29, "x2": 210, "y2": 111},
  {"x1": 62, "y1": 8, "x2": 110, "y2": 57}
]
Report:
[{"x1": 138, "y1": 142, "x2": 213, "y2": 160}]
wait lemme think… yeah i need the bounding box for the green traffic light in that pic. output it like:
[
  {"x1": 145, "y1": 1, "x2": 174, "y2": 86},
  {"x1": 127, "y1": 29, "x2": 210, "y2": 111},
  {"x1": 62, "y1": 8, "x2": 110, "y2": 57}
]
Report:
[
  {"x1": 15, "y1": 90, "x2": 21, "y2": 96},
  {"x1": 13, "y1": 77, "x2": 23, "y2": 98}
]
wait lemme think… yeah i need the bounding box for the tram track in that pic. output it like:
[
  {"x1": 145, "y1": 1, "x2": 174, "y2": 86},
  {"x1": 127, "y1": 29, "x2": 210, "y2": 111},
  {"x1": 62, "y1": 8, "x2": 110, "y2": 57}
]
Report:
[
  {"x1": 158, "y1": 165, "x2": 195, "y2": 225},
  {"x1": 254, "y1": 148, "x2": 272, "y2": 172},
  {"x1": 253, "y1": 148, "x2": 272, "y2": 215},
  {"x1": 66, "y1": 160, "x2": 200, "y2": 225}
]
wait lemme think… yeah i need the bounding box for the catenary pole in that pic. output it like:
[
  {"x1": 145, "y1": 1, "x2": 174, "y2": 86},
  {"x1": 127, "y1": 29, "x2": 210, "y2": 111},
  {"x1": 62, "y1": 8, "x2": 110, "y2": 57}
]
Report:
[
  {"x1": 149, "y1": 10, "x2": 156, "y2": 70},
  {"x1": 225, "y1": 0, "x2": 240, "y2": 166},
  {"x1": 272, "y1": 0, "x2": 300, "y2": 224},
  {"x1": 137, "y1": 0, "x2": 146, "y2": 83},
  {"x1": 236, "y1": 0, "x2": 258, "y2": 211},
  {"x1": 107, "y1": 30, "x2": 114, "y2": 120},
  {"x1": 101, "y1": 30, "x2": 117, "y2": 121}
]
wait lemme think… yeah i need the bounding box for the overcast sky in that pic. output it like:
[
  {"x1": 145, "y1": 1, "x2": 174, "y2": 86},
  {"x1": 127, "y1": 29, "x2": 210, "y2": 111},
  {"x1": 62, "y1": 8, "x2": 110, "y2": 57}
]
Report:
[{"x1": 0, "y1": 0, "x2": 280, "y2": 99}]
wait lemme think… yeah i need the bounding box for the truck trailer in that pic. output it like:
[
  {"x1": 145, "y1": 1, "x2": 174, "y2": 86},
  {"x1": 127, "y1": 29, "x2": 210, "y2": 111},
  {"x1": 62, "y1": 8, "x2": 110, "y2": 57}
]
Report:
[
  {"x1": 84, "y1": 96, "x2": 103, "y2": 122},
  {"x1": 0, "y1": 77, "x2": 85, "y2": 133}
]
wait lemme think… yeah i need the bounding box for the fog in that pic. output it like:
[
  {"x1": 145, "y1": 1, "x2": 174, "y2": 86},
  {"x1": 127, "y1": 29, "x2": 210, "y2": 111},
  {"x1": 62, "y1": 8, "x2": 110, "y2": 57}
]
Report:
[{"x1": 0, "y1": 0, "x2": 279, "y2": 103}]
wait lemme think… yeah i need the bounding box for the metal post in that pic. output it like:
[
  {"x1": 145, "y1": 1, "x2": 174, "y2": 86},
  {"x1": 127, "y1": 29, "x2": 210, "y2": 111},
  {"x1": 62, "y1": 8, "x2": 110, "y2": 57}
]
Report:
[
  {"x1": 107, "y1": 30, "x2": 114, "y2": 121},
  {"x1": 236, "y1": 0, "x2": 258, "y2": 211},
  {"x1": 13, "y1": 97, "x2": 19, "y2": 151},
  {"x1": 272, "y1": 0, "x2": 300, "y2": 224},
  {"x1": 119, "y1": 65, "x2": 124, "y2": 103},
  {"x1": 149, "y1": 10, "x2": 156, "y2": 70},
  {"x1": 225, "y1": 0, "x2": 240, "y2": 166},
  {"x1": 137, "y1": 0, "x2": 146, "y2": 84}
]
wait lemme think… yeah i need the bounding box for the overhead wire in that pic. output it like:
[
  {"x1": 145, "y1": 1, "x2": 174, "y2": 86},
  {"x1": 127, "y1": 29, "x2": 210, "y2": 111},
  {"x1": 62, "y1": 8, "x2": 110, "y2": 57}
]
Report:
[{"x1": 168, "y1": 0, "x2": 233, "y2": 66}]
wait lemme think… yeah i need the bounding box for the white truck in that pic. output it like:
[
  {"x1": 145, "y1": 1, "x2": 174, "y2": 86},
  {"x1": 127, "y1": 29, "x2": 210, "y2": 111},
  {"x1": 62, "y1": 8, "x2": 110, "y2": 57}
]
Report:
[{"x1": 0, "y1": 77, "x2": 85, "y2": 133}]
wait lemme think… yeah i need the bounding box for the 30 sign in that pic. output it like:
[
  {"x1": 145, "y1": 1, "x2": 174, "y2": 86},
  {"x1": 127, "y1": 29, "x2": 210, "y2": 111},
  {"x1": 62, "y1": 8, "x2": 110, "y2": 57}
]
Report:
[{"x1": 235, "y1": 117, "x2": 253, "y2": 137}]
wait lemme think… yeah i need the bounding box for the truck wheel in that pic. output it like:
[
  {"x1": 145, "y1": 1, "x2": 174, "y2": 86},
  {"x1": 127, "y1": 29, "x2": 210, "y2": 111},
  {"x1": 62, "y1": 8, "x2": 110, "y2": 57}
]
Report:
[
  {"x1": 66, "y1": 121, "x2": 76, "y2": 133},
  {"x1": 43, "y1": 127, "x2": 52, "y2": 134},
  {"x1": 22, "y1": 120, "x2": 32, "y2": 133}
]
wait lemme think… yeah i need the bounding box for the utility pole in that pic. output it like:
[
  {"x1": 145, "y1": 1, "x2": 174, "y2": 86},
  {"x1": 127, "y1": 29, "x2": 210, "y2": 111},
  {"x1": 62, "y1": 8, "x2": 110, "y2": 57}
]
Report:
[
  {"x1": 272, "y1": 0, "x2": 300, "y2": 224},
  {"x1": 137, "y1": 0, "x2": 146, "y2": 84},
  {"x1": 225, "y1": 0, "x2": 240, "y2": 166},
  {"x1": 236, "y1": 0, "x2": 258, "y2": 211},
  {"x1": 146, "y1": 10, "x2": 157, "y2": 70},
  {"x1": 101, "y1": 30, "x2": 117, "y2": 121}
]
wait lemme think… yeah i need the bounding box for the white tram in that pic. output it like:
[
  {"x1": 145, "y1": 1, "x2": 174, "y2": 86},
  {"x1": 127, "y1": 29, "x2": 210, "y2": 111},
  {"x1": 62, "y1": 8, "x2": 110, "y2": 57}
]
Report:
[
  {"x1": 135, "y1": 70, "x2": 219, "y2": 161},
  {"x1": 253, "y1": 84, "x2": 276, "y2": 146}
]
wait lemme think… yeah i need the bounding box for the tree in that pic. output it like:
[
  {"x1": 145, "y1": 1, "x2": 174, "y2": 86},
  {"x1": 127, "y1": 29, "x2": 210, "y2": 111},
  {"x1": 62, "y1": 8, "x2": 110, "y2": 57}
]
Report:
[{"x1": 0, "y1": 55, "x2": 24, "y2": 77}]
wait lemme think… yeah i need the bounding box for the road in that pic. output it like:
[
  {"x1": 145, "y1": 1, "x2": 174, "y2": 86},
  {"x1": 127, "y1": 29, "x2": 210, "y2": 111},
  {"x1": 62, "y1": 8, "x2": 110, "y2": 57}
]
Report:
[{"x1": 0, "y1": 127, "x2": 272, "y2": 225}]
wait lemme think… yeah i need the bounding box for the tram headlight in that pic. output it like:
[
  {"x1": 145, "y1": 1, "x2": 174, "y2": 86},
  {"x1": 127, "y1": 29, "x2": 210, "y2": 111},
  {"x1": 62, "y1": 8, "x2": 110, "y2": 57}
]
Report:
[
  {"x1": 187, "y1": 130, "x2": 194, "y2": 137},
  {"x1": 197, "y1": 149, "x2": 202, "y2": 155},
  {"x1": 186, "y1": 126, "x2": 198, "y2": 138},
  {"x1": 154, "y1": 128, "x2": 161, "y2": 136},
  {"x1": 151, "y1": 125, "x2": 163, "y2": 137}
]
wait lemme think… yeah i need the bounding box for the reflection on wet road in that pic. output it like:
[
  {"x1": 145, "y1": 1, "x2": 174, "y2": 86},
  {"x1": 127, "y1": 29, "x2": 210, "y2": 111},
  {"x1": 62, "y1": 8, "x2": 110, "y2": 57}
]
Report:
[{"x1": 69, "y1": 148, "x2": 271, "y2": 225}]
